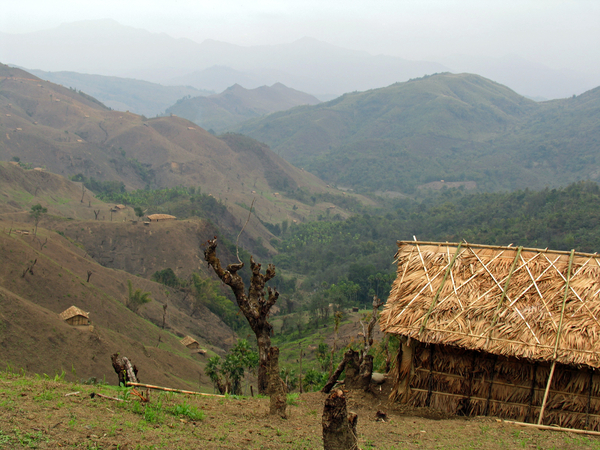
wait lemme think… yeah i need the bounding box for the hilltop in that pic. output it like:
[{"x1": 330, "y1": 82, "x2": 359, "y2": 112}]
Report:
[
  {"x1": 166, "y1": 83, "x2": 320, "y2": 132},
  {"x1": 233, "y1": 73, "x2": 600, "y2": 194}
]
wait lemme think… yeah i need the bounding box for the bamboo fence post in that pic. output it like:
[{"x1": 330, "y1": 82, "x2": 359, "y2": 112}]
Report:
[
  {"x1": 537, "y1": 249, "x2": 575, "y2": 425},
  {"x1": 419, "y1": 244, "x2": 462, "y2": 334}
]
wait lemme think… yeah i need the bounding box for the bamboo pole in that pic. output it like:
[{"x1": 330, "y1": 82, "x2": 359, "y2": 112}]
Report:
[
  {"x1": 126, "y1": 382, "x2": 225, "y2": 397},
  {"x1": 419, "y1": 243, "x2": 462, "y2": 334},
  {"x1": 538, "y1": 249, "x2": 575, "y2": 425},
  {"x1": 488, "y1": 246, "x2": 523, "y2": 335},
  {"x1": 503, "y1": 420, "x2": 600, "y2": 436},
  {"x1": 397, "y1": 240, "x2": 600, "y2": 259}
]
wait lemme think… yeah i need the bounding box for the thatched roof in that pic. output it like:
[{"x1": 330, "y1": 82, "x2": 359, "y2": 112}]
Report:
[
  {"x1": 180, "y1": 336, "x2": 199, "y2": 347},
  {"x1": 147, "y1": 214, "x2": 176, "y2": 221},
  {"x1": 59, "y1": 305, "x2": 89, "y2": 321},
  {"x1": 380, "y1": 241, "x2": 600, "y2": 369}
]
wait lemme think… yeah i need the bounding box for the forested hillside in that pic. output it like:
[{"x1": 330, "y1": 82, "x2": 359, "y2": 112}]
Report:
[
  {"x1": 166, "y1": 83, "x2": 320, "y2": 132},
  {"x1": 272, "y1": 181, "x2": 600, "y2": 307},
  {"x1": 234, "y1": 73, "x2": 600, "y2": 194}
]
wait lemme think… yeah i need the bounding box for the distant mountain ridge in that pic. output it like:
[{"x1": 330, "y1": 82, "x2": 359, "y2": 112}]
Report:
[
  {"x1": 2, "y1": 19, "x2": 599, "y2": 100},
  {"x1": 24, "y1": 68, "x2": 211, "y2": 117},
  {"x1": 0, "y1": 20, "x2": 447, "y2": 98},
  {"x1": 166, "y1": 83, "x2": 320, "y2": 132},
  {"x1": 233, "y1": 73, "x2": 600, "y2": 194}
]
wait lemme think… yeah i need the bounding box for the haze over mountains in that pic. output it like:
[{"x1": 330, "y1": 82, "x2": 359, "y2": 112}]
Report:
[{"x1": 3, "y1": 19, "x2": 598, "y2": 100}]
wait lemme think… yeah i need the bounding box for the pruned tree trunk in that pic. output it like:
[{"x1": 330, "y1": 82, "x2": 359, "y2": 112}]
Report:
[
  {"x1": 343, "y1": 350, "x2": 362, "y2": 389},
  {"x1": 111, "y1": 353, "x2": 139, "y2": 386},
  {"x1": 322, "y1": 349, "x2": 356, "y2": 393},
  {"x1": 268, "y1": 347, "x2": 287, "y2": 418},
  {"x1": 322, "y1": 389, "x2": 358, "y2": 450},
  {"x1": 358, "y1": 355, "x2": 374, "y2": 391},
  {"x1": 204, "y1": 237, "x2": 279, "y2": 395}
]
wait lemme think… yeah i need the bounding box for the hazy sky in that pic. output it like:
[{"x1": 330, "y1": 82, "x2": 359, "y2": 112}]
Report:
[{"x1": 3, "y1": 0, "x2": 600, "y2": 74}]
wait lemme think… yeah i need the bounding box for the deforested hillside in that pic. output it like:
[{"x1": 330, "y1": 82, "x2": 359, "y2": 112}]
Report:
[
  {"x1": 0, "y1": 221, "x2": 234, "y2": 390},
  {"x1": 233, "y1": 73, "x2": 600, "y2": 194},
  {"x1": 0, "y1": 63, "x2": 367, "y2": 250},
  {"x1": 166, "y1": 83, "x2": 320, "y2": 132}
]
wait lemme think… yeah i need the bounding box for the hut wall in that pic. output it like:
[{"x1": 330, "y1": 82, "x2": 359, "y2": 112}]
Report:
[
  {"x1": 402, "y1": 342, "x2": 600, "y2": 431},
  {"x1": 66, "y1": 315, "x2": 89, "y2": 326},
  {"x1": 186, "y1": 342, "x2": 200, "y2": 350}
]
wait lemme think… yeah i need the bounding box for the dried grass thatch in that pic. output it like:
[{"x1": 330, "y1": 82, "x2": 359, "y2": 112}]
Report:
[
  {"x1": 181, "y1": 336, "x2": 199, "y2": 349},
  {"x1": 381, "y1": 241, "x2": 600, "y2": 369},
  {"x1": 147, "y1": 214, "x2": 176, "y2": 221},
  {"x1": 59, "y1": 305, "x2": 89, "y2": 321},
  {"x1": 381, "y1": 241, "x2": 600, "y2": 430}
]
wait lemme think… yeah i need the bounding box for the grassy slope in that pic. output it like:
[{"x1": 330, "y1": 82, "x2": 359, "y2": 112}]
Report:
[
  {"x1": 233, "y1": 73, "x2": 600, "y2": 193},
  {"x1": 1, "y1": 371, "x2": 600, "y2": 449}
]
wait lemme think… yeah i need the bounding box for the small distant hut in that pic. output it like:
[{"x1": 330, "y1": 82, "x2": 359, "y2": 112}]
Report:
[
  {"x1": 59, "y1": 306, "x2": 90, "y2": 326},
  {"x1": 181, "y1": 336, "x2": 200, "y2": 350},
  {"x1": 147, "y1": 214, "x2": 176, "y2": 222},
  {"x1": 381, "y1": 240, "x2": 600, "y2": 432}
]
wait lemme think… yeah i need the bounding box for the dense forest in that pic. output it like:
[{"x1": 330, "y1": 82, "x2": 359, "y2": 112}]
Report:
[{"x1": 272, "y1": 180, "x2": 600, "y2": 306}]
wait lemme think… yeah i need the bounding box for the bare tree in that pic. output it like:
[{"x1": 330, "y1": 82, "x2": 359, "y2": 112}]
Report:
[{"x1": 203, "y1": 237, "x2": 279, "y2": 394}]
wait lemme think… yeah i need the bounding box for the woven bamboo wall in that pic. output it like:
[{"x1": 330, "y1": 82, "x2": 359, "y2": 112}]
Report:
[
  {"x1": 66, "y1": 315, "x2": 90, "y2": 326},
  {"x1": 404, "y1": 342, "x2": 600, "y2": 430}
]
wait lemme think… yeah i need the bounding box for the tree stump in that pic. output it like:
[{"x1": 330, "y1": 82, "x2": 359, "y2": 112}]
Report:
[
  {"x1": 268, "y1": 347, "x2": 287, "y2": 418},
  {"x1": 322, "y1": 389, "x2": 358, "y2": 450},
  {"x1": 111, "y1": 353, "x2": 138, "y2": 386}
]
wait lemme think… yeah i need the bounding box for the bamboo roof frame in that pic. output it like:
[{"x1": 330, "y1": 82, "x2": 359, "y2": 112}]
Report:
[{"x1": 381, "y1": 241, "x2": 600, "y2": 369}]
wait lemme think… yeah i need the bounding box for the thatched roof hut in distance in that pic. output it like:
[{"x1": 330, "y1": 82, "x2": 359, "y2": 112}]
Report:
[
  {"x1": 59, "y1": 306, "x2": 90, "y2": 327},
  {"x1": 181, "y1": 336, "x2": 200, "y2": 350},
  {"x1": 381, "y1": 240, "x2": 600, "y2": 432},
  {"x1": 147, "y1": 214, "x2": 176, "y2": 222}
]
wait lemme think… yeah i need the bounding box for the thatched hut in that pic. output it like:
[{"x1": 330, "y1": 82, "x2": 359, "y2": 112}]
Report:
[
  {"x1": 59, "y1": 306, "x2": 90, "y2": 326},
  {"x1": 380, "y1": 240, "x2": 600, "y2": 431},
  {"x1": 147, "y1": 214, "x2": 176, "y2": 222},
  {"x1": 181, "y1": 336, "x2": 200, "y2": 350}
]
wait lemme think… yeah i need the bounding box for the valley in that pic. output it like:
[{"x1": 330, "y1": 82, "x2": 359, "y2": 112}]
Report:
[{"x1": 1, "y1": 28, "x2": 600, "y2": 447}]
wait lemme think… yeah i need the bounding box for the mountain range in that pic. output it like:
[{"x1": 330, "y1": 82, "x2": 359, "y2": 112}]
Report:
[
  {"x1": 233, "y1": 72, "x2": 600, "y2": 194},
  {"x1": 0, "y1": 63, "x2": 365, "y2": 252}
]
